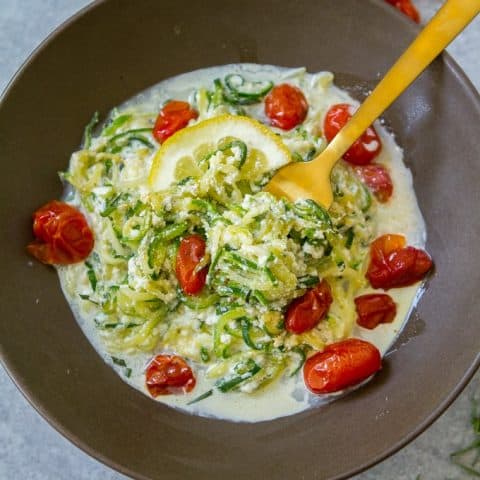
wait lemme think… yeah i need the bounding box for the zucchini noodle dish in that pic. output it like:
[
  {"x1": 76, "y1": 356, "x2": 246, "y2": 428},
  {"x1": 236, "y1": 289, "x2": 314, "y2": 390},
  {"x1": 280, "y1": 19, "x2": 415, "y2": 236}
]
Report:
[{"x1": 28, "y1": 65, "x2": 433, "y2": 422}]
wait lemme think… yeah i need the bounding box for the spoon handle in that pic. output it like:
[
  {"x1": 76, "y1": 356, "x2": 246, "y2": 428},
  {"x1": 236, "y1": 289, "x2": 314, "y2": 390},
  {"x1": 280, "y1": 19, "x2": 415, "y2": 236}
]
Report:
[{"x1": 318, "y1": 0, "x2": 480, "y2": 170}]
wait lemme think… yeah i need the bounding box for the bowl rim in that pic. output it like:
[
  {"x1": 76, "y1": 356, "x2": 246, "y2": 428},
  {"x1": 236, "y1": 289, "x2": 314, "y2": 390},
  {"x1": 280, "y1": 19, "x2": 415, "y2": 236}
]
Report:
[{"x1": 1, "y1": 1, "x2": 479, "y2": 479}]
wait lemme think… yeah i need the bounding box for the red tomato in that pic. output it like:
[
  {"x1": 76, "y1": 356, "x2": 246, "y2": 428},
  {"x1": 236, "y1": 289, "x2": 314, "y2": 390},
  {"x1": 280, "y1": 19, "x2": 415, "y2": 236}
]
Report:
[
  {"x1": 324, "y1": 104, "x2": 382, "y2": 165},
  {"x1": 355, "y1": 293, "x2": 397, "y2": 329},
  {"x1": 303, "y1": 338, "x2": 382, "y2": 394},
  {"x1": 285, "y1": 280, "x2": 333, "y2": 334},
  {"x1": 175, "y1": 234, "x2": 208, "y2": 295},
  {"x1": 366, "y1": 234, "x2": 433, "y2": 289},
  {"x1": 145, "y1": 354, "x2": 196, "y2": 397},
  {"x1": 385, "y1": 0, "x2": 420, "y2": 23},
  {"x1": 353, "y1": 164, "x2": 394, "y2": 202},
  {"x1": 264, "y1": 84, "x2": 308, "y2": 130},
  {"x1": 27, "y1": 201, "x2": 94, "y2": 265},
  {"x1": 371, "y1": 233, "x2": 406, "y2": 257},
  {"x1": 152, "y1": 100, "x2": 198, "y2": 143}
]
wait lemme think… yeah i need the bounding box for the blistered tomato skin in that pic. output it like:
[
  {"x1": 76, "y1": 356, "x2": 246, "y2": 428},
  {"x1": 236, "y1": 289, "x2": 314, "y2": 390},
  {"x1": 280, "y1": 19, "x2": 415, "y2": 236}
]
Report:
[
  {"x1": 285, "y1": 280, "x2": 333, "y2": 334},
  {"x1": 385, "y1": 0, "x2": 420, "y2": 23},
  {"x1": 176, "y1": 234, "x2": 208, "y2": 295},
  {"x1": 366, "y1": 234, "x2": 433, "y2": 289},
  {"x1": 27, "y1": 201, "x2": 94, "y2": 265},
  {"x1": 355, "y1": 293, "x2": 397, "y2": 329},
  {"x1": 324, "y1": 103, "x2": 382, "y2": 165},
  {"x1": 353, "y1": 164, "x2": 394, "y2": 202},
  {"x1": 146, "y1": 354, "x2": 196, "y2": 397},
  {"x1": 264, "y1": 84, "x2": 308, "y2": 130},
  {"x1": 303, "y1": 338, "x2": 382, "y2": 394},
  {"x1": 153, "y1": 100, "x2": 198, "y2": 143}
]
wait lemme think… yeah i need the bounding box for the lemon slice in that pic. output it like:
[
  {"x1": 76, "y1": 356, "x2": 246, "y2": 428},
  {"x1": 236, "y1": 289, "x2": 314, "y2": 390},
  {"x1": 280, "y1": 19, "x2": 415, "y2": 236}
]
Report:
[{"x1": 149, "y1": 115, "x2": 291, "y2": 191}]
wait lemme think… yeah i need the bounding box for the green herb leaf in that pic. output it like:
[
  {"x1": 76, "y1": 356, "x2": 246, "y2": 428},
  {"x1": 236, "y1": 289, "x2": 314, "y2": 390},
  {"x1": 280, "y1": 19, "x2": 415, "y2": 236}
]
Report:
[
  {"x1": 200, "y1": 347, "x2": 210, "y2": 363},
  {"x1": 215, "y1": 359, "x2": 261, "y2": 392},
  {"x1": 289, "y1": 345, "x2": 312, "y2": 377},
  {"x1": 450, "y1": 397, "x2": 480, "y2": 477},
  {"x1": 84, "y1": 261, "x2": 97, "y2": 291},
  {"x1": 111, "y1": 356, "x2": 127, "y2": 367},
  {"x1": 187, "y1": 389, "x2": 213, "y2": 405},
  {"x1": 298, "y1": 275, "x2": 319, "y2": 288},
  {"x1": 472, "y1": 398, "x2": 480, "y2": 435},
  {"x1": 345, "y1": 227, "x2": 355, "y2": 249}
]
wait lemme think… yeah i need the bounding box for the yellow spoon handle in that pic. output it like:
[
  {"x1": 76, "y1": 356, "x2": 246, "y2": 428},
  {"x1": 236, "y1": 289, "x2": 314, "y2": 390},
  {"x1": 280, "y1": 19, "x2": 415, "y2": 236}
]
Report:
[{"x1": 319, "y1": 0, "x2": 480, "y2": 170}]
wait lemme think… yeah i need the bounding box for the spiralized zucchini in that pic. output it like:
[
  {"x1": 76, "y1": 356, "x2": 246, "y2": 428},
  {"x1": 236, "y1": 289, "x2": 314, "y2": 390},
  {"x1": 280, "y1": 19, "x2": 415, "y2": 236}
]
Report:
[{"x1": 61, "y1": 72, "x2": 377, "y2": 395}]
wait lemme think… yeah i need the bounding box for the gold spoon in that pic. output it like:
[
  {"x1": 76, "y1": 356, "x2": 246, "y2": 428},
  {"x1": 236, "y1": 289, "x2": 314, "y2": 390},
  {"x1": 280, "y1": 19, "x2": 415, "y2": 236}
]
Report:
[{"x1": 264, "y1": 0, "x2": 480, "y2": 208}]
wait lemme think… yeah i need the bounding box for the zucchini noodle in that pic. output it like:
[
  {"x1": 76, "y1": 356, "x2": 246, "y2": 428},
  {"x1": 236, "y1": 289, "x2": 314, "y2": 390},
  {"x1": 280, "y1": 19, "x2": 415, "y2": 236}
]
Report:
[{"x1": 60, "y1": 70, "x2": 377, "y2": 396}]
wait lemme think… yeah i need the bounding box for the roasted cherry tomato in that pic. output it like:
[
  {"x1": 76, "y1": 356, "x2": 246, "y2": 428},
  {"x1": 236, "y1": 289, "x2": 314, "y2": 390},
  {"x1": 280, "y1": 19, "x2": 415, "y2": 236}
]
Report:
[
  {"x1": 355, "y1": 293, "x2": 397, "y2": 329},
  {"x1": 303, "y1": 338, "x2": 382, "y2": 394},
  {"x1": 152, "y1": 100, "x2": 198, "y2": 143},
  {"x1": 285, "y1": 280, "x2": 333, "y2": 334},
  {"x1": 385, "y1": 0, "x2": 420, "y2": 23},
  {"x1": 145, "y1": 354, "x2": 196, "y2": 397},
  {"x1": 27, "y1": 200, "x2": 94, "y2": 265},
  {"x1": 353, "y1": 164, "x2": 393, "y2": 202},
  {"x1": 366, "y1": 234, "x2": 433, "y2": 290},
  {"x1": 324, "y1": 103, "x2": 382, "y2": 165},
  {"x1": 264, "y1": 84, "x2": 308, "y2": 130},
  {"x1": 176, "y1": 234, "x2": 208, "y2": 295}
]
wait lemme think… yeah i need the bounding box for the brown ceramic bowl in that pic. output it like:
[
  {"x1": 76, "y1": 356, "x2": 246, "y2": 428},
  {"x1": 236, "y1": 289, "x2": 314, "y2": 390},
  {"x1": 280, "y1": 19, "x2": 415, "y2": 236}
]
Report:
[{"x1": 1, "y1": 1, "x2": 479, "y2": 479}]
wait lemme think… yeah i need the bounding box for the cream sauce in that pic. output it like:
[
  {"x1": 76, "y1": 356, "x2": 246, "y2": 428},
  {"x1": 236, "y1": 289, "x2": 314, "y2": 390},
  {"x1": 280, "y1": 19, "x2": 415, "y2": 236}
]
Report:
[{"x1": 58, "y1": 64, "x2": 427, "y2": 422}]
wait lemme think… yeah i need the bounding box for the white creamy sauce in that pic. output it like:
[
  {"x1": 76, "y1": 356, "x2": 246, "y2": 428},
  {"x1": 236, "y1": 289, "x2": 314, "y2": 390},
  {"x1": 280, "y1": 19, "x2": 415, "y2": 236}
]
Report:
[{"x1": 58, "y1": 64, "x2": 427, "y2": 423}]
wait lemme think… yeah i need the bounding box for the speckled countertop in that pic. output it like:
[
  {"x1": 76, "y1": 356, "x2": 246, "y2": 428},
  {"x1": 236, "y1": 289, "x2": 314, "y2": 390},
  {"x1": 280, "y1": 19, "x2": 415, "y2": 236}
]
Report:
[{"x1": 0, "y1": 1, "x2": 478, "y2": 479}]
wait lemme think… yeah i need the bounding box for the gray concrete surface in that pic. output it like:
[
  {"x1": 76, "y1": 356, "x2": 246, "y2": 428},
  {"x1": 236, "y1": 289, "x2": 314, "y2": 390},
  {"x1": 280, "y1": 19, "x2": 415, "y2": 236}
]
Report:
[{"x1": 0, "y1": 1, "x2": 478, "y2": 479}]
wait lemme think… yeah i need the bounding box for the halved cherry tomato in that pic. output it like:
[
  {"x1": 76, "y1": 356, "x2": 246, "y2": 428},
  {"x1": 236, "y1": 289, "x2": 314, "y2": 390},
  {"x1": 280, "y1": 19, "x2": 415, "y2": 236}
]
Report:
[
  {"x1": 371, "y1": 233, "x2": 406, "y2": 257},
  {"x1": 324, "y1": 103, "x2": 382, "y2": 165},
  {"x1": 355, "y1": 293, "x2": 397, "y2": 329},
  {"x1": 303, "y1": 338, "x2": 382, "y2": 394},
  {"x1": 145, "y1": 354, "x2": 196, "y2": 397},
  {"x1": 152, "y1": 100, "x2": 198, "y2": 143},
  {"x1": 175, "y1": 234, "x2": 208, "y2": 295},
  {"x1": 285, "y1": 280, "x2": 333, "y2": 334},
  {"x1": 264, "y1": 84, "x2": 308, "y2": 130},
  {"x1": 27, "y1": 200, "x2": 94, "y2": 265},
  {"x1": 353, "y1": 164, "x2": 393, "y2": 202},
  {"x1": 366, "y1": 234, "x2": 433, "y2": 289},
  {"x1": 385, "y1": 0, "x2": 420, "y2": 23}
]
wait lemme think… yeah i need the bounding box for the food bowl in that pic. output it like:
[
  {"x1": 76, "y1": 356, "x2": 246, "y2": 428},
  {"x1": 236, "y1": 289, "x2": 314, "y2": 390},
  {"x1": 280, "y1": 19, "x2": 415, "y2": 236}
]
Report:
[{"x1": 0, "y1": 0, "x2": 479, "y2": 478}]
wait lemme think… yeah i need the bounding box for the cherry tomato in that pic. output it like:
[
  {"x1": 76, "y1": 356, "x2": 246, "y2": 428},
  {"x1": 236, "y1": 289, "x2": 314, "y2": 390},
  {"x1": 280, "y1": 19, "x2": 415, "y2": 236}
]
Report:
[
  {"x1": 353, "y1": 164, "x2": 393, "y2": 202},
  {"x1": 285, "y1": 280, "x2": 333, "y2": 334},
  {"x1": 371, "y1": 233, "x2": 406, "y2": 257},
  {"x1": 385, "y1": 0, "x2": 420, "y2": 23},
  {"x1": 355, "y1": 293, "x2": 397, "y2": 329},
  {"x1": 145, "y1": 354, "x2": 196, "y2": 397},
  {"x1": 324, "y1": 104, "x2": 382, "y2": 165},
  {"x1": 303, "y1": 338, "x2": 382, "y2": 394},
  {"x1": 264, "y1": 84, "x2": 308, "y2": 130},
  {"x1": 152, "y1": 100, "x2": 198, "y2": 143},
  {"x1": 366, "y1": 234, "x2": 433, "y2": 289},
  {"x1": 175, "y1": 234, "x2": 208, "y2": 295},
  {"x1": 27, "y1": 200, "x2": 94, "y2": 265}
]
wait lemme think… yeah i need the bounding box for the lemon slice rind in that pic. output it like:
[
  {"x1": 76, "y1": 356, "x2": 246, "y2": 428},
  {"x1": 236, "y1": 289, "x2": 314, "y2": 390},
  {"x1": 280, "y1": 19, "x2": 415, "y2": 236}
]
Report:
[{"x1": 149, "y1": 115, "x2": 291, "y2": 191}]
